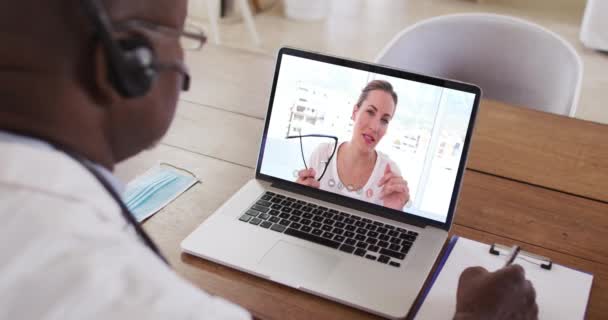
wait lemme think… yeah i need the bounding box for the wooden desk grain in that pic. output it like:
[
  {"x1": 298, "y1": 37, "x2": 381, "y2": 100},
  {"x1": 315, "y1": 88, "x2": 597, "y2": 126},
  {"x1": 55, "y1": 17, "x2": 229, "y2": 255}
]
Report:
[{"x1": 469, "y1": 100, "x2": 608, "y2": 202}]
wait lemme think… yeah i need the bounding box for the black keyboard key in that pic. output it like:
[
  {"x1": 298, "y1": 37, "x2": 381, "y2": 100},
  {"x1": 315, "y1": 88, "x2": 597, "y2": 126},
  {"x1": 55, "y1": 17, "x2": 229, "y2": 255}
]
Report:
[
  {"x1": 367, "y1": 231, "x2": 379, "y2": 238},
  {"x1": 322, "y1": 225, "x2": 333, "y2": 232},
  {"x1": 286, "y1": 196, "x2": 295, "y2": 202},
  {"x1": 270, "y1": 224, "x2": 286, "y2": 232},
  {"x1": 322, "y1": 231, "x2": 334, "y2": 239},
  {"x1": 335, "y1": 222, "x2": 346, "y2": 229},
  {"x1": 339, "y1": 244, "x2": 355, "y2": 253},
  {"x1": 379, "y1": 234, "x2": 390, "y2": 241},
  {"x1": 275, "y1": 194, "x2": 285, "y2": 199},
  {"x1": 402, "y1": 240, "x2": 413, "y2": 247},
  {"x1": 246, "y1": 210, "x2": 259, "y2": 217},
  {"x1": 368, "y1": 245, "x2": 380, "y2": 253},
  {"x1": 356, "y1": 228, "x2": 367, "y2": 235},
  {"x1": 365, "y1": 254, "x2": 377, "y2": 261},
  {"x1": 312, "y1": 208, "x2": 323, "y2": 215},
  {"x1": 313, "y1": 216, "x2": 324, "y2": 222},
  {"x1": 345, "y1": 225, "x2": 356, "y2": 231},
  {"x1": 351, "y1": 215, "x2": 361, "y2": 220},
  {"x1": 281, "y1": 200, "x2": 291, "y2": 206},
  {"x1": 302, "y1": 206, "x2": 313, "y2": 212},
  {"x1": 378, "y1": 240, "x2": 389, "y2": 248},
  {"x1": 239, "y1": 214, "x2": 252, "y2": 222},
  {"x1": 362, "y1": 218, "x2": 372, "y2": 224},
  {"x1": 289, "y1": 216, "x2": 301, "y2": 223},
  {"x1": 318, "y1": 206, "x2": 328, "y2": 211},
  {"x1": 355, "y1": 221, "x2": 366, "y2": 228},
  {"x1": 301, "y1": 219, "x2": 312, "y2": 226},
  {"x1": 291, "y1": 222, "x2": 302, "y2": 229},
  {"x1": 285, "y1": 228, "x2": 340, "y2": 249},
  {"x1": 388, "y1": 230, "x2": 399, "y2": 237},
  {"x1": 400, "y1": 246, "x2": 410, "y2": 254},
  {"x1": 312, "y1": 228, "x2": 323, "y2": 236},
  {"x1": 355, "y1": 234, "x2": 366, "y2": 241},
  {"x1": 291, "y1": 209, "x2": 303, "y2": 216},
  {"x1": 329, "y1": 209, "x2": 339, "y2": 214},
  {"x1": 256, "y1": 200, "x2": 272, "y2": 207},
  {"x1": 261, "y1": 194, "x2": 272, "y2": 201},
  {"x1": 390, "y1": 237, "x2": 401, "y2": 244},
  {"x1": 296, "y1": 200, "x2": 305, "y2": 204},
  {"x1": 292, "y1": 204, "x2": 303, "y2": 210},
  {"x1": 269, "y1": 209, "x2": 281, "y2": 216},
  {"x1": 356, "y1": 241, "x2": 368, "y2": 249},
  {"x1": 389, "y1": 261, "x2": 401, "y2": 267},
  {"x1": 373, "y1": 221, "x2": 384, "y2": 227},
  {"x1": 396, "y1": 227, "x2": 407, "y2": 233},
  {"x1": 365, "y1": 238, "x2": 378, "y2": 245},
  {"x1": 258, "y1": 213, "x2": 270, "y2": 220},
  {"x1": 344, "y1": 231, "x2": 355, "y2": 238},
  {"x1": 408, "y1": 231, "x2": 419, "y2": 236},
  {"x1": 312, "y1": 222, "x2": 322, "y2": 228},
  {"x1": 344, "y1": 218, "x2": 355, "y2": 225},
  {"x1": 332, "y1": 228, "x2": 344, "y2": 235},
  {"x1": 380, "y1": 248, "x2": 406, "y2": 260},
  {"x1": 384, "y1": 225, "x2": 395, "y2": 230},
  {"x1": 334, "y1": 235, "x2": 345, "y2": 242},
  {"x1": 270, "y1": 197, "x2": 282, "y2": 204},
  {"x1": 389, "y1": 243, "x2": 401, "y2": 251},
  {"x1": 303, "y1": 212, "x2": 314, "y2": 219},
  {"x1": 279, "y1": 219, "x2": 291, "y2": 227},
  {"x1": 309, "y1": 203, "x2": 318, "y2": 208},
  {"x1": 354, "y1": 248, "x2": 366, "y2": 256},
  {"x1": 334, "y1": 216, "x2": 345, "y2": 223},
  {"x1": 250, "y1": 218, "x2": 262, "y2": 225},
  {"x1": 324, "y1": 218, "x2": 335, "y2": 226},
  {"x1": 377, "y1": 227, "x2": 388, "y2": 235},
  {"x1": 281, "y1": 207, "x2": 293, "y2": 213},
  {"x1": 252, "y1": 205, "x2": 270, "y2": 213},
  {"x1": 322, "y1": 212, "x2": 334, "y2": 219},
  {"x1": 279, "y1": 212, "x2": 290, "y2": 219},
  {"x1": 345, "y1": 238, "x2": 357, "y2": 246},
  {"x1": 271, "y1": 204, "x2": 282, "y2": 210},
  {"x1": 265, "y1": 191, "x2": 275, "y2": 196},
  {"x1": 301, "y1": 225, "x2": 312, "y2": 233},
  {"x1": 365, "y1": 224, "x2": 377, "y2": 232},
  {"x1": 260, "y1": 221, "x2": 272, "y2": 228},
  {"x1": 378, "y1": 255, "x2": 390, "y2": 264}
]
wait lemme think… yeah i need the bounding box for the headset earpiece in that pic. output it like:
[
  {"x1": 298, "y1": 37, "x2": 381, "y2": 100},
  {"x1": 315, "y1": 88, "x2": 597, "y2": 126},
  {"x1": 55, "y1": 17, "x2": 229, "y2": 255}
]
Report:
[
  {"x1": 110, "y1": 36, "x2": 158, "y2": 98},
  {"x1": 81, "y1": 0, "x2": 157, "y2": 98}
]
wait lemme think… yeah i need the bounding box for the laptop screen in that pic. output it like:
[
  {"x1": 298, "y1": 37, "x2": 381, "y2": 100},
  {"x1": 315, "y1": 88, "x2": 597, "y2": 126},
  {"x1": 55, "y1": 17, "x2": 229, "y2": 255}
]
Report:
[{"x1": 257, "y1": 48, "x2": 479, "y2": 227}]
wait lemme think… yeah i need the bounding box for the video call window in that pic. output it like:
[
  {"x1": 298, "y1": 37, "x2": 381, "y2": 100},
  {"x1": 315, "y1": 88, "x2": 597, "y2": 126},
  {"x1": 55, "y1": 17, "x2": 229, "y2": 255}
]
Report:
[{"x1": 260, "y1": 55, "x2": 475, "y2": 223}]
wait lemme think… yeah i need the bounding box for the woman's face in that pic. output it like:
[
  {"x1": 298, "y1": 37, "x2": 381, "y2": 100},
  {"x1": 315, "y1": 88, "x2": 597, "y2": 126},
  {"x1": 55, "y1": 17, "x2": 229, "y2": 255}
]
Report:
[{"x1": 351, "y1": 89, "x2": 396, "y2": 153}]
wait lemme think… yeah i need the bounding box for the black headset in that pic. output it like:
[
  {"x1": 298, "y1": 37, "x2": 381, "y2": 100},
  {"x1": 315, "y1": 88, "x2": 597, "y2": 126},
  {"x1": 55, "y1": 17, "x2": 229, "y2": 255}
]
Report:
[{"x1": 81, "y1": 0, "x2": 157, "y2": 98}]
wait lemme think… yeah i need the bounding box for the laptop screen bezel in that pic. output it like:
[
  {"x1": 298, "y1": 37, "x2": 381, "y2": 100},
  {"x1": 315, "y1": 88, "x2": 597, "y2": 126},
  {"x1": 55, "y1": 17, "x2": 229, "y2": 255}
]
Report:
[{"x1": 255, "y1": 47, "x2": 481, "y2": 231}]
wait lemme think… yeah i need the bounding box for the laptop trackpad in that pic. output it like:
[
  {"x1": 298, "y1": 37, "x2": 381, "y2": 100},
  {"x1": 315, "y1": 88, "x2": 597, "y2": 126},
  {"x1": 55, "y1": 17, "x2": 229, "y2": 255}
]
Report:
[{"x1": 257, "y1": 240, "x2": 339, "y2": 287}]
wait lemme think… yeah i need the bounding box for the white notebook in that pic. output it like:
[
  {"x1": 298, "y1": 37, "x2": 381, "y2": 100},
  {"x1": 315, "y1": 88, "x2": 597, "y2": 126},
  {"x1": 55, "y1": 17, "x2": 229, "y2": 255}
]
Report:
[{"x1": 414, "y1": 236, "x2": 593, "y2": 319}]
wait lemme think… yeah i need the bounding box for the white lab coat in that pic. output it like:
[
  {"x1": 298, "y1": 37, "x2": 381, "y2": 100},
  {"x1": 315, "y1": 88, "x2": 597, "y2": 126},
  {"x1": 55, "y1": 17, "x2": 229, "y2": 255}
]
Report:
[{"x1": 0, "y1": 137, "x2": 250, "y2": 320}]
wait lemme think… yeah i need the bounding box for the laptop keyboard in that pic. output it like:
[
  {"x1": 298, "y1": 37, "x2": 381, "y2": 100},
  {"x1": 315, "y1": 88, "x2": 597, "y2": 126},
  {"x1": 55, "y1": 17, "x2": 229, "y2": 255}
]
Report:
[{"x1": 238, "y1": 191, "x2": 418, "y2": 268}]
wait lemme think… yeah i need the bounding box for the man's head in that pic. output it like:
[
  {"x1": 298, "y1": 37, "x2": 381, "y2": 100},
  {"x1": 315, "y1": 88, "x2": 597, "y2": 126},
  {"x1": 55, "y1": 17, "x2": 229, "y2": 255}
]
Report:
[{"x1": 0, "y1": 0, "x2": 190, "y2": 168}]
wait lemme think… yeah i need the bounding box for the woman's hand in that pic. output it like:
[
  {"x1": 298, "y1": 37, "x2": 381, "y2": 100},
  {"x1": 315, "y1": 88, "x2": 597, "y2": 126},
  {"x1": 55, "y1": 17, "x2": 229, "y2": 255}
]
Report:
[
  {"x1": 378, "y1": 164, "x2": 409, "y2": 210},
  {"x1": 296, "y1": 168, "x2": 320, "y2": 188}
]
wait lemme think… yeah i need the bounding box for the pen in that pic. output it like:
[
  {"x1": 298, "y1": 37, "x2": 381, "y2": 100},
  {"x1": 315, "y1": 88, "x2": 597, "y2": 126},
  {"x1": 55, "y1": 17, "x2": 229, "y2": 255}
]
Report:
[{"x1": 504, "y1": 245, "x2": 521, "y2": 267}]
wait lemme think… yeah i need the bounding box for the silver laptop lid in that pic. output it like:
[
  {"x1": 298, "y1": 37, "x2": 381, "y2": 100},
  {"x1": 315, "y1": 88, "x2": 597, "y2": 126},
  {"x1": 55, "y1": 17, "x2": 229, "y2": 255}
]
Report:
[{"x1": 255, "y1": 47, "x2": 480, "y2": 231}]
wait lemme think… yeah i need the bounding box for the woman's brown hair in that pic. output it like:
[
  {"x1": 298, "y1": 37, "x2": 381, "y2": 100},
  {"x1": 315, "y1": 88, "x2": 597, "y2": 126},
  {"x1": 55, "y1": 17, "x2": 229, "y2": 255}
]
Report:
[{"x1": 355, "y1": 80, "x2": 398, "y2": 108}]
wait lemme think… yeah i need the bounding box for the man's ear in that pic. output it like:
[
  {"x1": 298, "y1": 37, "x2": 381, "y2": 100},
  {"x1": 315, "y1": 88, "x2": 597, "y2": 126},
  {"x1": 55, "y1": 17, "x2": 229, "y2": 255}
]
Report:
[{"x1": 92, "y1": 44, "x2": 121, "y2": 104}]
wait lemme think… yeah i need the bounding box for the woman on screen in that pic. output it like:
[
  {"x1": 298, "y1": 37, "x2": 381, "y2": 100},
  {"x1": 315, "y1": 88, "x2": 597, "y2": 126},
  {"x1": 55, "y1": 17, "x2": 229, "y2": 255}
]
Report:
[{"x1": 295, "y1": 80, "x2": 410, "y2": 210}]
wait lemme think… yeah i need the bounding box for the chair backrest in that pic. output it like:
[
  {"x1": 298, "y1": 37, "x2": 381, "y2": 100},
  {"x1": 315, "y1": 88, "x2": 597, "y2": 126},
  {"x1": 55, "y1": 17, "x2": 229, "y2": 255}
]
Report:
[{"x1": 375, "y1": 14, "x2": 583, "y2": 117}]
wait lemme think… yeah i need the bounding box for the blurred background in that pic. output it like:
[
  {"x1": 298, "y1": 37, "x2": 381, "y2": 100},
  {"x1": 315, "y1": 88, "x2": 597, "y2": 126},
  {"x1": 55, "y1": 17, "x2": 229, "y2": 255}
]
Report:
[{"x1": 184, "y1": 0, "x2": 607, "y2": 124}]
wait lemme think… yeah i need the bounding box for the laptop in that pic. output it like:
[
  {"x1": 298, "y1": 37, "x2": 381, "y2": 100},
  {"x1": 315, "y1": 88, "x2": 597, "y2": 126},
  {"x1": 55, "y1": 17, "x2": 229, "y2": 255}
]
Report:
[{"x1": 181, "y1": 47, "x2": 481, "y2": 319}]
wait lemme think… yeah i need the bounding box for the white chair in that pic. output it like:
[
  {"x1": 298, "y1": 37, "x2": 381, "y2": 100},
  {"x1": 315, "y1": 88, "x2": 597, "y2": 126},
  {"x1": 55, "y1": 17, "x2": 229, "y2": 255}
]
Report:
[
  {"x1": 375, "y1": 14, "x2": 582, "y2": 117},
  {"x1": 206, "y1": 0, "x2": 261, "y2": 46}
]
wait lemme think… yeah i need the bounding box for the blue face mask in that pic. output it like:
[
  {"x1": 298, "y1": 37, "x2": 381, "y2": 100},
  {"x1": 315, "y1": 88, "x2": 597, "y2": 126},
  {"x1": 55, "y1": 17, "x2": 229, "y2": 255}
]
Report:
[{"x1": 122, "y1": 165, "x2": 199, "y2": 222}]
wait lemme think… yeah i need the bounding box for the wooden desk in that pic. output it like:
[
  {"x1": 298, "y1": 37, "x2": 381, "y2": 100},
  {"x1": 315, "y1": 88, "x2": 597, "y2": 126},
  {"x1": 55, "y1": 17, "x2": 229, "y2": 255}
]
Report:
[{"x1": 115, "y1": 45, "x2": 608, "y2": 319}]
